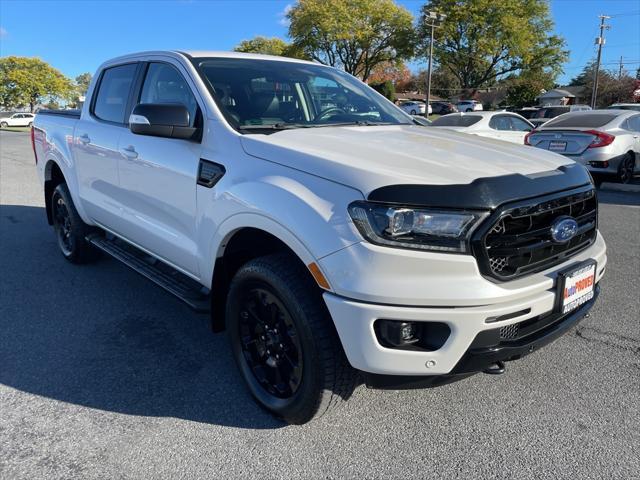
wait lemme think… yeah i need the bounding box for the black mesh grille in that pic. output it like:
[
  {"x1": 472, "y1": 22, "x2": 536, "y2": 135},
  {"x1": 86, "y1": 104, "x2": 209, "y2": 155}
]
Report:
[
  {"x1": 499, "y1": 323, "x2": 519, "y2": 339},
  {"x1": 474, "y1": 187, "x2": 598, "y2": 281}
]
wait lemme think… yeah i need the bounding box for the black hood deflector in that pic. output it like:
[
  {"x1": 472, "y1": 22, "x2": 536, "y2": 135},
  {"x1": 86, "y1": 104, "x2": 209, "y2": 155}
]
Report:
[{"x1": 367, "y1": 163, "x2": 592, "y2": 210}]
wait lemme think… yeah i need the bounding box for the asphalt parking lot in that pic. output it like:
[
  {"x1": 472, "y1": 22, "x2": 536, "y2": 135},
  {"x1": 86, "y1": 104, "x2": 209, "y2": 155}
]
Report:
[{"x1": 0, "y1": 130, "x2": 638, "y2": 479}]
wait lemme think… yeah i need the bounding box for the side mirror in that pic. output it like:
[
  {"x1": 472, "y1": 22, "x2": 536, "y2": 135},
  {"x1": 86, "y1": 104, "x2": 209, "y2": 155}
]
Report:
[{"x1": 129, "y1": 103, "x2": 199, "y2": 140}]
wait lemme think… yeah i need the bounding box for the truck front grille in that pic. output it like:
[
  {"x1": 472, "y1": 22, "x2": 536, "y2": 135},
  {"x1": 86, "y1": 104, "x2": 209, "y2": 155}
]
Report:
[{"x1": 473, "y1": 186, "x2": 598, "y2": 281}]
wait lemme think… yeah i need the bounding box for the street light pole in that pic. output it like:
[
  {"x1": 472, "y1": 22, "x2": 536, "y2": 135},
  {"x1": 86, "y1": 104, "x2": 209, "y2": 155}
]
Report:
[
  {"x1": 425, "y1": 22, "x2": 435, "y2": 116},
  {"x1": 424, "y1": 11, "x2": 446, "y2": 117},
  {"x1": 591, "y1": 14, "x2": 611, "y2": 109}
]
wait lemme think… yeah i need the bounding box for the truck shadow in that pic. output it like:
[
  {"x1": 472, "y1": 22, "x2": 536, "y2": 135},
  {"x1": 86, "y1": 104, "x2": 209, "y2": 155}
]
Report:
[
  {"x1": 597, "y1": 189, "x2": 640, "y2": 207},
  {"x1": 0, "y1": 204, "x2": 285, "y2": 430}
]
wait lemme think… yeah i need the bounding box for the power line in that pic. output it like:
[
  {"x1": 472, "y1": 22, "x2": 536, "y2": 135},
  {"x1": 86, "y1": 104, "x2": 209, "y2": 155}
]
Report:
[{"x1": 607, "y1": 10, "x2": 640, "y2": 17}]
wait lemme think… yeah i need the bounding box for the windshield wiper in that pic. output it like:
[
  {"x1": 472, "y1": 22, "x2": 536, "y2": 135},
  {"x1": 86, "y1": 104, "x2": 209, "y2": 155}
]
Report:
[
  {"x1": 310, "y1": 121, "x2": 398, "y2": 128},
  {"x1": 237, "y1": 123, "x2": 304, "y2": 131}
]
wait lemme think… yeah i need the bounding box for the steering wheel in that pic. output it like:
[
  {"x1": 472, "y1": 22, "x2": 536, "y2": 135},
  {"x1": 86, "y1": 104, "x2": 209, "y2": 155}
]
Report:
[{"x1": 315, "y1": 107, "x2": 347, "y2": 122}]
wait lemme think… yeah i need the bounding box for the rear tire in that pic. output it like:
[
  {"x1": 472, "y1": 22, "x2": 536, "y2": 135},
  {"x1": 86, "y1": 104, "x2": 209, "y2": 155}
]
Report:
[
  {"x1": 617, "y1": 153, "x2": 635, "y2": 184},
  {"x1": 410, "y1": 109, "x2": 416, "y2": 115},
  {"x1": 226, "y1": 253, "x2": 358, "y2": 424},
  {"x1": 51, "y1": 183, "x2": 99, "y2": 264}
]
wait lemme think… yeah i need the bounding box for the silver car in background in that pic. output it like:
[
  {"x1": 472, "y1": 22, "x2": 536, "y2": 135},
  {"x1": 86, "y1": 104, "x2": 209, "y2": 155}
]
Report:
[{"x1": 526, "y1": 110, "x2": 640, "y2": 184}]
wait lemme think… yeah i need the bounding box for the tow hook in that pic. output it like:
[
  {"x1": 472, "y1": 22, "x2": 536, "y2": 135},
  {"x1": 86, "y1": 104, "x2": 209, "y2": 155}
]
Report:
[{"x1": 483, "y1": 361, "x2": 506, "y2": 375}]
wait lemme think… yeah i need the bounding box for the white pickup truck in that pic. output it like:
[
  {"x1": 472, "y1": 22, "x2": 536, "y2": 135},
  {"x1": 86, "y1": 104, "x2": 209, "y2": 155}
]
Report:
[{"x1": 32, "y1": 51, "x2": 606, "y2": 424}]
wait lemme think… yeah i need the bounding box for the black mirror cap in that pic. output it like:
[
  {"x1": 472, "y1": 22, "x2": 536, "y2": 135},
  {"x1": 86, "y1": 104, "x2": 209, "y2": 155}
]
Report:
[{"x1": 130, "y1": 103, "x2": 200, "y2": 140}]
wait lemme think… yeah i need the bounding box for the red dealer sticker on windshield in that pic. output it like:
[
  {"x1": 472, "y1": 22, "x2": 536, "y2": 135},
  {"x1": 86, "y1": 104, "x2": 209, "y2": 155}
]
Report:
[{"x1": 559, "y1": 262, "x2": 596, "y2": 314}]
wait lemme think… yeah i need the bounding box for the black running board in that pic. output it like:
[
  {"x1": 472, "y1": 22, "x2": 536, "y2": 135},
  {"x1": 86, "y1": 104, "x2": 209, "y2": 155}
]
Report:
[{"x1": 87, "y1": 234, "x2": 211, "y2": 313}]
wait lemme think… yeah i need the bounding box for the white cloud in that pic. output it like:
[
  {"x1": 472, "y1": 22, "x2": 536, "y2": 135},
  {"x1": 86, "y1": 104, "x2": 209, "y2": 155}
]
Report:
[
  {"x1": 0, "y1": 27, "x2": 8, "y2": 38},
  {"x1": 278, "y1": 3, "x2": 293, "y2": 27}
]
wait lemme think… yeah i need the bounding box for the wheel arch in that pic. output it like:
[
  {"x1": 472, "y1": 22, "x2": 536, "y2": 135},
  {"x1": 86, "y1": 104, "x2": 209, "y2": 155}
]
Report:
[
  {"x1": 44, "y1": 160, "x2": 66, "y2": 225},
  {"x1": 208, "y1": 217, "x2": 330, "y2": 333}
]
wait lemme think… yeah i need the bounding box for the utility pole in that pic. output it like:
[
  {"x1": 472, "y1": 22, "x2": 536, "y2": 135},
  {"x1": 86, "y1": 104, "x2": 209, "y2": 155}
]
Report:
[
  {"x1": 618, "y1": 55, "x2": 623, "y2": 78},
  {"x1": 424, "y1": 11, "x2": 446, "y2": 117},
  {"x1": 591, "y1": 14, "x2": 611, "y2": 109}
]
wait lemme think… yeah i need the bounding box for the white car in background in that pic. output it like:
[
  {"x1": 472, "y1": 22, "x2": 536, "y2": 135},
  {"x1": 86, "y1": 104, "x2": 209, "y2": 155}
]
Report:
[
  {"x1": 526, "y1": 109, "x2": 640, "y2": 184},
  {"x1": 430, "y1": 111, "x2": 534, "y2": 144},
  {"x1": 0, "y1": 112, "x2": 35, "y2": 128},
  {"x1": 398, "y1": 101, "x2": 431, "y2": 115},
  {"x1": 606, "y1": 103, "x2": 640, "y2": 112},
  {"x1": 456, "y1": 100, "x2": 483, "y2": 112},
  {"x1": 529, "y1": 105, "x2": 591, "y2": 128}
]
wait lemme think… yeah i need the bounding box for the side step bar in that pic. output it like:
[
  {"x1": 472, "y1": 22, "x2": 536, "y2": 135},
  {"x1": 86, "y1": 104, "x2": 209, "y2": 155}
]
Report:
[{"x1": 87, "y1": 234, "x2": 211, "y2": 313}]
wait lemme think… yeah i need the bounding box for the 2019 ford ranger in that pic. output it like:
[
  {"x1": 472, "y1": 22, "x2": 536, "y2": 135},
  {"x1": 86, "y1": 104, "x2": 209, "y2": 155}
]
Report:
[{"x1": 32, "y1": 51, "x2": 606, "y2": 424}]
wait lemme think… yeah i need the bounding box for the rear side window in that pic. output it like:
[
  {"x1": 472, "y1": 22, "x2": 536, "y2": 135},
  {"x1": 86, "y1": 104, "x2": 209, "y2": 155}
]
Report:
[
  {"x1": 139, "y1": 63, "x2": 199, "y2": 127},
  {"x1": 544, "y1": 114, "x2": 618, "y2": 128},
  {"x1": 93, "y1": 64, "x2": 137, "y2": 124},
  {"x1": 489, "y1": 115, "x2": 512, "y2": 130},
  {"x1": 626, "y1": 115, "x2": 640, "y2": 132},
  {"x1": 431, "y1": 115, "x2": 481, "y2": 127},
  {"x1": 509, "y1": 116, "x2": 533, "y2": 131}
]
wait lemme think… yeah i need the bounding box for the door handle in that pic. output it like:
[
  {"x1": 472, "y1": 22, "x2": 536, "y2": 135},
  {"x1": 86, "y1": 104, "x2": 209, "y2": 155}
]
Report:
[
  {"x1": 78, "y1": 134, "x2": 91, "y2": 145},
  {"x1": 120, "y1": 145, "x2": 138, "y2": 160}
]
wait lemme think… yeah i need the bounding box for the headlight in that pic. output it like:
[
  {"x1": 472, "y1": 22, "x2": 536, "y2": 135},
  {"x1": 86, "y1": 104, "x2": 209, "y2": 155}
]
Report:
[{"x1": 348, "y1": 201, "x2": 488, "y2": 253}]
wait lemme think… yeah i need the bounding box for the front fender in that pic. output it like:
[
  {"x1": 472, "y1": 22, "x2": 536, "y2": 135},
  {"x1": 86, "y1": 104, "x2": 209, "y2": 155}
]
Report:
[{"x1": 197, "y1": 172, "x2": 363, "y2": 288}]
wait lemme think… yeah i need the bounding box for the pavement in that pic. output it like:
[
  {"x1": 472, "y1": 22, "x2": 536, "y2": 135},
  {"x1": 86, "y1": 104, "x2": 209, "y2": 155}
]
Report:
[{"x1": 0, "y1": 130, "x2": 638, "y2": 479}]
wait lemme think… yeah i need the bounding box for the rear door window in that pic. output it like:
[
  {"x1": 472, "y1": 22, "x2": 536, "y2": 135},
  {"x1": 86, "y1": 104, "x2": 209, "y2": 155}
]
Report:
[
  {"x1": 431, "y1": 115, "x2": 482, "y2": 127},
  {"x1": 93, "y1": 63, "x2": 138, "y2": 124}
]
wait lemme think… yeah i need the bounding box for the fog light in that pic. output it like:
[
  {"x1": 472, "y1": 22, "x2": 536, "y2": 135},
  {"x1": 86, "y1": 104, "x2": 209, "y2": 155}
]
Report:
[
  {"x1": 589, "y1": 160, "x2": 609, "y2": 168},
  {"x1": 377, "y1": 320, "x2": 419, "y2": 347}
]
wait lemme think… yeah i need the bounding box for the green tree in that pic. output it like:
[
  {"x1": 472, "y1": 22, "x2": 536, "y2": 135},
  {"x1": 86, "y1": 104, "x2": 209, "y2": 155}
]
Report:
[
  {"x1": 65, "y1": 72, "x2": 93, "y2": 108},
  {"x1": 287, "y1": 0, "x2": 415, "y2": 81},
  {"x1": 569, "y1": 62, "x2": 636, "y2": 107},
  {"x1": 0, "y1": 56, "x2": 72, "y2": 112},
  {"x1": 234, "y1": 36, "x2": 308, "y2": 60},
  {"x1": 417, "y1": 0, "x2": 567, "y2": 92},
  {"x1": 369, "y1": 80, "x2": 395, "y2": 101},
  {"x1": 234, "y1": 36, "x2": 290, "y2": 56},
  {"x1": 505, "y1": 70, "x2": 555, "y2": 107},
  {"x1": 75, "y1": 72, "x2": 92, "y2": 96}
]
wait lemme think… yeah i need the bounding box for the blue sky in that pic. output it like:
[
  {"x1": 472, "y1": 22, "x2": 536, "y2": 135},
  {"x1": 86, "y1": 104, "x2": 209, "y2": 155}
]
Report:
[{"x1": 0, "y1": 0, "x2": 639, "y2": 85}]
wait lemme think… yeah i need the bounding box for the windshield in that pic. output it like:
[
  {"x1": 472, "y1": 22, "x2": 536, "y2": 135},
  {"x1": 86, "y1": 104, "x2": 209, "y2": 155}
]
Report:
[
  {"x1": 194, "y1": 58, "x2": 411, "y2": 131},
  {"x1": 431, "y1": 115, "x2": 482, "y2": 127},
  {"x1": 536, "y1": 107, "x2": 570, "y2": 119},
  {"x1": 544, "y1": 114, "x2": 618, "y2": 128},
  {"x1": 607, "y1": 105, "x2": 640, "y2": 111}
]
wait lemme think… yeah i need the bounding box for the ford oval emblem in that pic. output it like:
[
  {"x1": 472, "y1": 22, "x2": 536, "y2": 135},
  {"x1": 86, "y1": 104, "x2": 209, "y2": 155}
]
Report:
[{"x1": 550, "y1": 216, "x2": 578, "y2": 243}]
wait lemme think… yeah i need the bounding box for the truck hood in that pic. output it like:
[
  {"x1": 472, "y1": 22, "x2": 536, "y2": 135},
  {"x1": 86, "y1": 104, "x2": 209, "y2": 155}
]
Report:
[{"x1": 240, "y1": 124, "x2": 575, "y2": 197}]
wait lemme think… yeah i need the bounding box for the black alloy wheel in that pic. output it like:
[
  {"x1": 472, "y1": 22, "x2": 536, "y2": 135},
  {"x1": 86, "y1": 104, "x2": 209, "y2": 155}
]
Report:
[
  {"x1": 52, "y1": 189, "x2": 76, "y2": 256},
  {"x1": 238, "y1": 286, "x2": 303, "y2": 399},
  {"x1": 50, "y1": 183, "x2": 98, "y2": 263},
  {"x1": 618, "y1": 153, "x2": 635, "y2": 184},
  {"x1": 226, "y1": 254, "x2": 357, "y2": 424}
]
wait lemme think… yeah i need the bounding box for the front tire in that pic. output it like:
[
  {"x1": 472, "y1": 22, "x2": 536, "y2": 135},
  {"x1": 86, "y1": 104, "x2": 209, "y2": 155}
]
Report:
[
  {"x1": 51, "y1": 183, "x2": 98, "y2": 263},
  {"x1": 0, "y1": 122, "x2": 7, "y2": 128},
  {"x1": 617, "y1": 153, "x2": 635, "y2": 184},
  {"x1": 410, "y1": 109, "x2": 416, "y2": 115},
  {"x1": 226, "y1": 253, "x2": 357, "y2": 424}
]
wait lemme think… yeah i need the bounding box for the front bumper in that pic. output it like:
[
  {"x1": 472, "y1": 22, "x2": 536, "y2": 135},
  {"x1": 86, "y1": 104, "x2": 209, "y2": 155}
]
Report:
[
  {"x1": 363, "y1": 287, "x2": 598, "y2": 389},
  {"x1": 322, "y1": 236, "x2": 606, "y2": 377}
]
